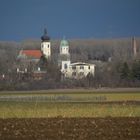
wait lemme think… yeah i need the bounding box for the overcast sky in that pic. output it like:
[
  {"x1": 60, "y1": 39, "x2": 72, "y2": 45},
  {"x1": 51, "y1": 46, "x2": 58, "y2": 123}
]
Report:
[{"x1": 0, "y1": 0, "x2": 140, "y2": 41}]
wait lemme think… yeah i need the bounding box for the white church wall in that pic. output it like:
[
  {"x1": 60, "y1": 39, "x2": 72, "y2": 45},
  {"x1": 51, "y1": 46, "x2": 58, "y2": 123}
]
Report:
[
  {"x1": 61, "y1": 60, "x2": 71, "y2": 72},
  {"x1": 41, "y1": 42, "x2": 51, "y2": 58},
  {"x1": 60, "y1": 46, "x2": 69, "y2": 55}
]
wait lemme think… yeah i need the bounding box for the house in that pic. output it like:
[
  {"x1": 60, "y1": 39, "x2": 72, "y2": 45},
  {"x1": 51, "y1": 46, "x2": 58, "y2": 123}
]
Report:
[
  {"x1": 62, "y1": 62, "x2": 95, "y2": 79},
  {"x1": 31, "y1": 68, "x2": 46, "y2": 80}
]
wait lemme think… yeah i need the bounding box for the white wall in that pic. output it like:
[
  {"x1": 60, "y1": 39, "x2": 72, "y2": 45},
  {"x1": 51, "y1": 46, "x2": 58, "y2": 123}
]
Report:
[
  {"x1": 60, "y1": 46, "x2": 69, "y2": 55},
  {"x1": 41, "y1": 42, "x2": 51, "y2": 58},
  {"x1": 66, "y1": 63, "x2": 95, "y2": 79},
  {"x1": 61, "y1": 60, "x2": 71, "y2": 72}
]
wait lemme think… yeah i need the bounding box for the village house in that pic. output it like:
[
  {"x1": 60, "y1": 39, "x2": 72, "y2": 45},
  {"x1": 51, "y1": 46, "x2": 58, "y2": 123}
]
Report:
[{"x1": 67, "y1": 62, "x2": 95, "y2": 79}]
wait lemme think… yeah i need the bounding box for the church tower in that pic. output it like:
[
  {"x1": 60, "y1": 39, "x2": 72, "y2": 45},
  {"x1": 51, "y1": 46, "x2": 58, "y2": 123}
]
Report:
[
  {"x1": 41, "y1": 28, "x2": 51, "y2": 59},
  {"x1": 59, "y1": 38, "x2": 71, "y2": 76},
  {"x1": 60, "y1": 38, "x2": 69, "y2": 55}
]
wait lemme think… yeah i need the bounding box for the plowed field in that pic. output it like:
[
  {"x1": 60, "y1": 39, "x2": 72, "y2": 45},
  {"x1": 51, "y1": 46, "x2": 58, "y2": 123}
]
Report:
[{"x1": 0, "y1": 117, "x2": 140, "y2": 140}]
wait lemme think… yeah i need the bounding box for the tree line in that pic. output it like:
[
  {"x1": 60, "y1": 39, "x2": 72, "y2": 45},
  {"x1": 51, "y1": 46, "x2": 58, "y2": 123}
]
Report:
[{"x1": 0, "y1": 38, "x2": 140, "y2": 90}]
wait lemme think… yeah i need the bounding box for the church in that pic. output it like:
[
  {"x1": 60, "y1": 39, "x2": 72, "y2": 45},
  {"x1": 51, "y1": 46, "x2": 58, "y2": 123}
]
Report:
[
  {"x1": 17, "y1": 29, "x2": 95, "y2": 80},
  {"x1": 58, "y1": 38, "x2": 95, "y2": 79},
  {"x1": 16, "y1": 29, "x2": 51, "y2": 80}
]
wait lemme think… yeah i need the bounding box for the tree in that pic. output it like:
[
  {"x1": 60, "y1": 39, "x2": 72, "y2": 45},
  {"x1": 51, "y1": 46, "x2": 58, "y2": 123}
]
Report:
[
  {"x1": 119, "y1": 62, "x2": 130, "y2": 80},
  {"x1": 86, "y1": 73, "x2": 94, "y2": 87},
  {"x1": 131, "y1": 60, "x2": 140, "y2": 80}
]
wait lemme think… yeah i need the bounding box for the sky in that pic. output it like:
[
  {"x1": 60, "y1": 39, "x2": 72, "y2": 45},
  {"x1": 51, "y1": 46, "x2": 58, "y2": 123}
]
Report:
[{"x1": 0, "y1": 0, "x2": 140, "y2": 41}]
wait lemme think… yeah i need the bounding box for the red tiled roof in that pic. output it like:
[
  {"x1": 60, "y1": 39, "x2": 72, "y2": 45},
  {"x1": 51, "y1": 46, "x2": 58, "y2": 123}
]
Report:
[{"x1": 21, "y1": 50, "x2": 42, "y2": 59}]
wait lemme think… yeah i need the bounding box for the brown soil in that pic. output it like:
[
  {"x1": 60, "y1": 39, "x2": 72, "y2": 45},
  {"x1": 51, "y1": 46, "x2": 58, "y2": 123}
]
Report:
[{"x1": 0, "y1": 117, "x2": 140, "y2": 140}]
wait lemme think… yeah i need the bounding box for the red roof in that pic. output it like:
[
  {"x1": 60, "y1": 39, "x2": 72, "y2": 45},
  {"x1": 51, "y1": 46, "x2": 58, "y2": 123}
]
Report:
[{"x1": 21, "y1": 50, "x2": 42, "y2": 59}]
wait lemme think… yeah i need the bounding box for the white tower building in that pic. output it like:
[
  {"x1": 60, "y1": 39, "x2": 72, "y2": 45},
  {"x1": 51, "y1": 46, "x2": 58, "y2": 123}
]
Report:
[
  {"x1": 59, "y1": 39, "x2": 71, "y2": 76},
  {"x1": 41, "y1": 29, "x2": 51, "y2": 59}
]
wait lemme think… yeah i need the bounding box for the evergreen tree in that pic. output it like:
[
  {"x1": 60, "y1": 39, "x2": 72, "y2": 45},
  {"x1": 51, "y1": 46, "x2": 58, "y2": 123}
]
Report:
[
  {"x1": 119, "y1": 62, "x2": 130, "y2": 80},
  {"x1": 131, "y1": 60, "x2": 140, "y2": 80}
]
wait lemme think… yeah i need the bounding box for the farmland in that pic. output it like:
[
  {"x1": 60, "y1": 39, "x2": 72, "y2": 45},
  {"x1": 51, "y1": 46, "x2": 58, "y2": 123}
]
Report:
[
  {"x1": 0, "y1": 89, "x2": 140, "y2": 139},
  {"x1": 0, "y1": 117, "x2": 140, "y2": 140},
  {"x1": 0, "y1": 101, "x2": 140, "y2": 118},
  {"x1": 0, "y1": 89, "x2": 140, "y2": 118}
]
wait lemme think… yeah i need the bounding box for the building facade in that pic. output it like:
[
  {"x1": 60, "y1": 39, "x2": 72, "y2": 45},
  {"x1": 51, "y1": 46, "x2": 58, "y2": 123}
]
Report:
[{"x1": 64, "y1": 62, "x2": 95, "y2": 79}]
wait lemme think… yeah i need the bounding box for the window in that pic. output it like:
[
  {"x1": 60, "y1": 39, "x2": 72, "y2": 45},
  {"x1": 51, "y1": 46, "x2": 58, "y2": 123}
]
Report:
[
  {"x1": 72, "y1": 72, "x2": 76, "y2": 76},
  {"x1": 66, "y1": 48, "x2": 68, "y2": 53},
  {"x1": 79, "y1": 72, "x2": 84, "y2": 76},
  {"x1": 64, "y1": 64, "x2": 67, "y2": 69},
  {"x1": 72, "y1": 66, "x2": 76, "y2": 70},
  {"x1": 80, "y1": 66, "x2": 84, "y2": 69}
]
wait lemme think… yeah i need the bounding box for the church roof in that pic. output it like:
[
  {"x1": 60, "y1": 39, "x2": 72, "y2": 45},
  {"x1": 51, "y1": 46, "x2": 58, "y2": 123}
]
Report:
[
  {"x1": 19, "y1": 50, "x2": 42, "y2": 59},
  {"x1": 41, "y1": 28, "x2": 50, "y2": 41},
  {"x1": 60, "y1": 39, "x2": 69, "y2": 47}
]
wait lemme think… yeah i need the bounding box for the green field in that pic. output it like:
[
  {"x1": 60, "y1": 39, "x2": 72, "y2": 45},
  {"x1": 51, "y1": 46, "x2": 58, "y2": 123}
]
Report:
[
  {"x1": 0, "y1": 91, "x2": 140, "y2": 102},
  {"x1": 0, "y1": 102, "x2": 140, "y2": 118},
  {"x1": 0, "y1": 90, "x2": 140, "y2": 118}
]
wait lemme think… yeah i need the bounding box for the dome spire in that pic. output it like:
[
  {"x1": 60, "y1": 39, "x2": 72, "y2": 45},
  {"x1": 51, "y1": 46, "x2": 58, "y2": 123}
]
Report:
[{"x1": 41, "y1": 28, "x2": 50, "y2": 41}]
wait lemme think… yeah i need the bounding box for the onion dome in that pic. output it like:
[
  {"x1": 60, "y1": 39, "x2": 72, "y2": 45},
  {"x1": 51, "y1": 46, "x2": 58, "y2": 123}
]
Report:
[
  {"x1": 41, "y1": 28, "x2": 50, "y2": 41},
  {"x1": 60, "y1": 39, "x2": 69, "y2": 47}
]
